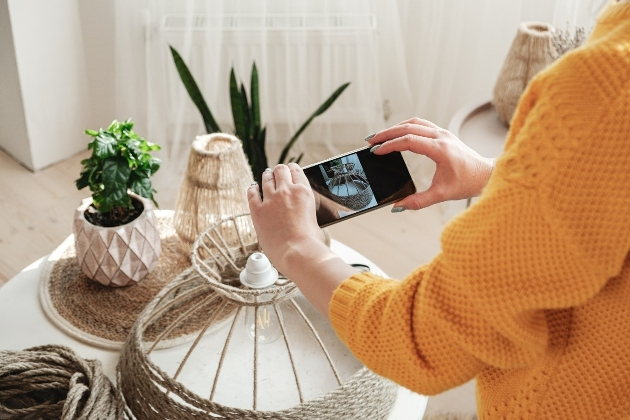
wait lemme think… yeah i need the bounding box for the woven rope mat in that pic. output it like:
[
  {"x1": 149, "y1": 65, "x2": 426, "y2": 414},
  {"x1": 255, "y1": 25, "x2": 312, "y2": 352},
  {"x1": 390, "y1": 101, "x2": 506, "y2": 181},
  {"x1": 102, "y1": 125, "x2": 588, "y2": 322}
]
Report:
[{"x1": 39, "y1": 211, "x2": 235, "y2": 350}]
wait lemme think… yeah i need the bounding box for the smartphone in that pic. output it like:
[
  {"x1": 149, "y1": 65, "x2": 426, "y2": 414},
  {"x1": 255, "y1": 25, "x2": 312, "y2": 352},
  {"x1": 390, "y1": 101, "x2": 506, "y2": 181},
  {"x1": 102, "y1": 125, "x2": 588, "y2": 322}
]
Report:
[{"x1": 302, "y1": 146, "x2": 416, "y2": 227}]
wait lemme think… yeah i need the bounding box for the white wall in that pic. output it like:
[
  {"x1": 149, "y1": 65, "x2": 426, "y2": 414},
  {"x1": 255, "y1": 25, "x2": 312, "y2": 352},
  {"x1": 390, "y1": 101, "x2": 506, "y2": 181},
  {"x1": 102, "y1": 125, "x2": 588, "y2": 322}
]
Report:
[
  {"x1": 78, "y1": 1, "x2": 116, "y2": 130},
  {"x1": 0, "y1": 0, "x2": 32, "y2": 169},
  {"x1": 2, "y1": 0, "x2": 95, "y2": 171}
]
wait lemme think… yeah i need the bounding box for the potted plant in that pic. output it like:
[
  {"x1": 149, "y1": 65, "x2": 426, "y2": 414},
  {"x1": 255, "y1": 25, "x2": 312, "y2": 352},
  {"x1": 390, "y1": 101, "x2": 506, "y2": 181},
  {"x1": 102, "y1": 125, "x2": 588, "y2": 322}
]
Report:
[
  {"x1": 73, "y1": 119, "x2": 162, "y2": 287},
  {"x1": 170, "y1": 46, "x2": 350, "y2": 184}
]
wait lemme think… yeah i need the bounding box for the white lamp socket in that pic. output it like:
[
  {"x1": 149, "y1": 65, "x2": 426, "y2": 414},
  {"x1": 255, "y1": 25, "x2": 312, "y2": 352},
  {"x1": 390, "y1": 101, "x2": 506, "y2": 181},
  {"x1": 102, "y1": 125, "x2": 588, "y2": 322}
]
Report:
[{"x1": 239, "y1": 252, "x2": 278, "y2": 289}]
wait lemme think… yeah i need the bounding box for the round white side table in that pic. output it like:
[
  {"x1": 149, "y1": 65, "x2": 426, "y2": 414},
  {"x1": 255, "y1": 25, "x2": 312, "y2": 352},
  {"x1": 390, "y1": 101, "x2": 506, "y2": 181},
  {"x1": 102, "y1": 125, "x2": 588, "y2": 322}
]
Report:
[
  {"x1": 448, "y1": 98, "x2": 509, "y2": 208},
  {"x1": 0, "y1": 239, "x2": 428, "y2": 419}
]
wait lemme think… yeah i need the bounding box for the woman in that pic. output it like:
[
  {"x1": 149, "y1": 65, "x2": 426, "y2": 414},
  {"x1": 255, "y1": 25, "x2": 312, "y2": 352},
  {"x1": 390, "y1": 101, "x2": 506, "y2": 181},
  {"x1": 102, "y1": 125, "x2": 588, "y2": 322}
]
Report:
[{"x1": 247, "y1": 1, "x2": 630, "y2": 418}]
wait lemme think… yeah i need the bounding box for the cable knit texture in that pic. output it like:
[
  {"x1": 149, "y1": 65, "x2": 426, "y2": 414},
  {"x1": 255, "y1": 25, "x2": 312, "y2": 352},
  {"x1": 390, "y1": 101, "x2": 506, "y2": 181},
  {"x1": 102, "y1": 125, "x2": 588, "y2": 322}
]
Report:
[{"x1": 329, "y1": 2, "x2": 630, "y2": 419}]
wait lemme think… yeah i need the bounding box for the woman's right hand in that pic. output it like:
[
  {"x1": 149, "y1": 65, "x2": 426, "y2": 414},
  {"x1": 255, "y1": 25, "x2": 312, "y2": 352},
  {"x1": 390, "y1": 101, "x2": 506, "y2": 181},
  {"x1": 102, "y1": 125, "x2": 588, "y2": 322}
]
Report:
[{"x1": 367, "y1": 118, "x2": 495, "y2": 211}]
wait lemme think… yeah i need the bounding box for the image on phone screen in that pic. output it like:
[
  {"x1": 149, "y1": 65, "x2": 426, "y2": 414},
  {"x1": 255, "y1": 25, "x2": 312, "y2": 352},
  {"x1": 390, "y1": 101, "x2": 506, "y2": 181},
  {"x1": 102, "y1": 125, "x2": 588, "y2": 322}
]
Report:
[{"x1": 303, "y1": 147, "x2": 416, "y2": 227}]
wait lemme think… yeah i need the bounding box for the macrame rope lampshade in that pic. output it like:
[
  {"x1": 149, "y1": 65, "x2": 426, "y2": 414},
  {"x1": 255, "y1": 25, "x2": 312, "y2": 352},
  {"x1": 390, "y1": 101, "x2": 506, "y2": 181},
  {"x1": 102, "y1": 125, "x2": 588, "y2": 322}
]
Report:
[
  {"x1": 328, "y1": 163, "x2": 374, "y2": 211},
  {"x1": 173, "y1": 133, "x2": 254, "y2": 255},
  {"x1": 118, "y1": 214, "x2": 397, "y2": 419}
]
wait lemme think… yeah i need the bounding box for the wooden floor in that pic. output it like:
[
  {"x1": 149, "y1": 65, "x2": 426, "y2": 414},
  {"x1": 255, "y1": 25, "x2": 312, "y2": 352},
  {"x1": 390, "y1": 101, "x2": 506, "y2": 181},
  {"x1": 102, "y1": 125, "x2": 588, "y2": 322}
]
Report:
[
  {"x1": 0, "y1": 145, "x2": 476, "y2": 418},
  {"x1": 0, "y1": 148, "x2": 90, "y2": 284}
]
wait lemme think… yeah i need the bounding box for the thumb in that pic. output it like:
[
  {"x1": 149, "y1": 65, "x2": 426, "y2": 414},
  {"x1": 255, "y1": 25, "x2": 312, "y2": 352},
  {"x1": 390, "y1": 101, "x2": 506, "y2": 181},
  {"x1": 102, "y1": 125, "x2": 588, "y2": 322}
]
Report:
[
  {"x1": 247, "y1": 182, "x2": 262, "y2": 210},
  {"x1": 392, "y1": 187, "x2": 444, "y2": 211}
]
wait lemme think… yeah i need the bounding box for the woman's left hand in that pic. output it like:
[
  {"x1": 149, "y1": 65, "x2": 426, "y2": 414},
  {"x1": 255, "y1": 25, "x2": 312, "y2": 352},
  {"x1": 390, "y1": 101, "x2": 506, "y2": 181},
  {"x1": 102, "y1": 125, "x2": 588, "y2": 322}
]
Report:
[
  {"x1": 247, "y1": 163, "x2": 362, "y2": 318},
  {"x1": 247, "y1": 163, "x2": 329, "y2": 278}
]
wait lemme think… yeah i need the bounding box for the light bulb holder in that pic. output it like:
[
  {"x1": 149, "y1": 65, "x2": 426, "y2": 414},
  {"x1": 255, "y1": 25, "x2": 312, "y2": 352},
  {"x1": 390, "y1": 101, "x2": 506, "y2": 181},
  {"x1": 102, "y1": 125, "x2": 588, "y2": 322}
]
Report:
[{"x1": 239, "y1": 252, "x2": 278, "y2": 289}]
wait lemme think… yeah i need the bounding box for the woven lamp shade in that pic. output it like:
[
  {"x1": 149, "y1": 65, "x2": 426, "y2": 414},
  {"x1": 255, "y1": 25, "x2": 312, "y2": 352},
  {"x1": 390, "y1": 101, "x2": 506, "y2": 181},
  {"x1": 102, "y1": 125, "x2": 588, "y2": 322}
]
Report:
[
  {"x1": 174, "y1": 133, "x2": 255, "y2": 255},
  {"x1": 493, "y1": 22, "x2": 557, "y2": 126},
  {"x1": 328, "y1": 163, "x2": 374, "y2": 211},
  {"x1": 118, "y1": 214, "x2": 398, "y2": 419}
]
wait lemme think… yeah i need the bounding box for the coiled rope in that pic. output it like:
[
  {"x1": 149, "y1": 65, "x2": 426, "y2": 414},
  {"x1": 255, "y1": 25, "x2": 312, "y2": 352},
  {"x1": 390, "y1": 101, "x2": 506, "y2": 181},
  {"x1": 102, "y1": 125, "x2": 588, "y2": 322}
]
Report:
[{"x1": 0, "y1": 345, "x2": 127, "y2": 419}]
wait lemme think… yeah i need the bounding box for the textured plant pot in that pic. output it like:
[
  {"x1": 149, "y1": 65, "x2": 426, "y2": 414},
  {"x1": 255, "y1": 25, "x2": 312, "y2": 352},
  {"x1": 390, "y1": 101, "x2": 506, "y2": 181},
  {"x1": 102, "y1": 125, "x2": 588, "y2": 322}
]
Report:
[{"x1": 73, "y1": 193, "x2": 161, "y2": 287}]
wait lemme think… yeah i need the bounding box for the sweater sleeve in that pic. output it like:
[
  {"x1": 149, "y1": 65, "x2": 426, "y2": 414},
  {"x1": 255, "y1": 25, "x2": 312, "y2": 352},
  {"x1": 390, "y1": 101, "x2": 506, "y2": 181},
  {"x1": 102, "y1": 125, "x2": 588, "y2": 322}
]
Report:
[{"x1": 329, "y1": 42, "x2": 630, "y2": 395}]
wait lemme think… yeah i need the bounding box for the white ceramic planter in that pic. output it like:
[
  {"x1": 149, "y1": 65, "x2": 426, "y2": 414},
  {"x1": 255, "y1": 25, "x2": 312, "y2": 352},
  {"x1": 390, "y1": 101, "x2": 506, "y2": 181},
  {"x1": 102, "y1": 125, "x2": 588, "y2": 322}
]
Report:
[{"x1": 73, "y1": 193, "x2": 161, "y2": 287}]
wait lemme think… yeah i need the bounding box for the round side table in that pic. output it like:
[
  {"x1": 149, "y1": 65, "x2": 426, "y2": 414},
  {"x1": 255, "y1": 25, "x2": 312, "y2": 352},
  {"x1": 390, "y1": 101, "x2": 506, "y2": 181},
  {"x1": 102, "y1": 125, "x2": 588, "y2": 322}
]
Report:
[
  {"x1": 448, "y1": 98, "x2": 509, "y2": 208},
  {"x1": 0, "y1": 240, "x2": 428, "y2": 419}
]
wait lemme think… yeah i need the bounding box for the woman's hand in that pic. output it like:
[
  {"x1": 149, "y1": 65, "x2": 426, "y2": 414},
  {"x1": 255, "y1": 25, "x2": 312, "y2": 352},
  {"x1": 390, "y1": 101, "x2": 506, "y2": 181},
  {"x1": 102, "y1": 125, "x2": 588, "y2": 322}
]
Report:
[
  {"x1": 247, "y1": 163, "x2": 330, "y2": 278},
  {"x1": 367, "y1": 118, "x2": 494, "y2": 211},
  {"x1": 247, "y1": 163, "x2": 357, "y2": 318}
]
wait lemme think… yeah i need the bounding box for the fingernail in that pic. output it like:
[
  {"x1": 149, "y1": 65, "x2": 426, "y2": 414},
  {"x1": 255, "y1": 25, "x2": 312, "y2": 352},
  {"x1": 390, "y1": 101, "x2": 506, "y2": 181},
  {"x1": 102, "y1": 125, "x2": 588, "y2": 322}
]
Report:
[
  {"x1": 370, "y1": 145, "x2": 381, "y2": 153},
  {"x1": 391, "y1": 206, "x2": 406, "y2": 213},
  {"x1": 364, "y1": 133, "x2": 375, "y2": 141},
  {"x1": 250, "y1": 182, "x2": 258, "y2": 187},
  {"x1": 264, "y1": 168, "x2": 272, "y2": 172}
]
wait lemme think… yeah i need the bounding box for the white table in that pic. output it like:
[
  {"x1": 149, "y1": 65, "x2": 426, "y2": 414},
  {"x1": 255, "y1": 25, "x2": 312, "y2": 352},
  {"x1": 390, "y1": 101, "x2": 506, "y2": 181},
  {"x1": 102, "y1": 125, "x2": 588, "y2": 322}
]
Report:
[
  {"x1": 0, "y1": 239, "x2": 427, "y2": 419},
  {"x1": 448, "y1": 97, "x2": 509, "y2": 159},
  {"x1": 448, "y1": 98, "x2": 509, "y2": 210}
]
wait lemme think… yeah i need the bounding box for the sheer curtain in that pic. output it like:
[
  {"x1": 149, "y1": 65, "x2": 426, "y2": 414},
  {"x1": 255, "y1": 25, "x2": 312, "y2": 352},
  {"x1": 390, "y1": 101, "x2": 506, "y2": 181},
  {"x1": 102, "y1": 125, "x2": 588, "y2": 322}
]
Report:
[
  {"x1": 396, "y1": 0, "x2": 606, "y2": 128},
  {"x1": 114, "y1": 0, "x2": 406, "y2": 205},
  {"x1": 391, "y1": 0, "x2": 605, "y2": 197},
  {"x1": 113, "y1": 0, "x2": 606, "y2": 206}
]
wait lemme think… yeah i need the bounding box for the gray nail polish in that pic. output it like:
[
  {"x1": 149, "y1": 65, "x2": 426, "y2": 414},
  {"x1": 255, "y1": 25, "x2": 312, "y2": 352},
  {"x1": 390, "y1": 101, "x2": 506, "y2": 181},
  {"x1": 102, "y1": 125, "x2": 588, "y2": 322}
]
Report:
[
  {"x1": 250, "y1": 182, "x2": 258, "y2": 187},
  {"x1": 370, "y1": 145, "x2": 381, "y2": 153},
  {"x1": 364, "y1": 133, "x2": 376, "y2": 141},
  {"x1": 264, "y1": 168, "x2": 272, "y2": 172},
  {"x1": 391, "y1": 206, "x2": 406, "y2": 213}
]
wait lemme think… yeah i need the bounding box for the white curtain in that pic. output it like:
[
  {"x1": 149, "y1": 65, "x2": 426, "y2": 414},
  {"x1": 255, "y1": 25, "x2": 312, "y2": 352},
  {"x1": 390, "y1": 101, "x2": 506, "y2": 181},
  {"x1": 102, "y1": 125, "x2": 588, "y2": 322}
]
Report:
[
  {"x1": 396, "y1": 0, "x2": 605, "y2": 213},
  {"x1": 398, "y1": 0, "x2": 605, "y2": 128},
  {"x1": 113, "y1": 0, "x2": 606, "y2": 206}
]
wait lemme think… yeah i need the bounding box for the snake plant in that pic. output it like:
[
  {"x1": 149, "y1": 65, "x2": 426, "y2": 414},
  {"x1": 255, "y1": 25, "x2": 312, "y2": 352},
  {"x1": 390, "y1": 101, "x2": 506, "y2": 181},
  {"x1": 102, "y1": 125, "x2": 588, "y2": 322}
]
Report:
[{"x1": 170, "y1": 46, "x2": 350, "y2": 184}]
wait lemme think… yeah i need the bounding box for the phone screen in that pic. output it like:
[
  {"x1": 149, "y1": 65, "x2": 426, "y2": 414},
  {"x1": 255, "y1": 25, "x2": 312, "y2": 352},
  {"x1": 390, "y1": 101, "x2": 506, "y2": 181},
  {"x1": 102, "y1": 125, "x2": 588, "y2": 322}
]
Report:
[{"x1": 303, "y1": 147, "x2": 416, "y2": 227}]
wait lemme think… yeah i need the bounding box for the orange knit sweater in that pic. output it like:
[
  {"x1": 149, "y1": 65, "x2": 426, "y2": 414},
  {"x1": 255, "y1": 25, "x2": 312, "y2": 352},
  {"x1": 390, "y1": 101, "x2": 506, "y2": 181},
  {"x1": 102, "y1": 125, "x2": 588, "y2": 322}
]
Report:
[{"x1": 330, "y1": 3, "x2": 630, "y2": 419}]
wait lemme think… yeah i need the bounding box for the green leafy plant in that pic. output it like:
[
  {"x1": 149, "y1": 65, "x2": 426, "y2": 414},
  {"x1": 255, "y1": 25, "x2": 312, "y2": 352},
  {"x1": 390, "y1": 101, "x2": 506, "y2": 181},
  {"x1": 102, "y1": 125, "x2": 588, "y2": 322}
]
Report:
[
  {"x1": 75, "y1": 119, "x2": 161, "y2": 226},
  {"x1": 170, "y1": 45, "x2": 350, "y2": 184}
]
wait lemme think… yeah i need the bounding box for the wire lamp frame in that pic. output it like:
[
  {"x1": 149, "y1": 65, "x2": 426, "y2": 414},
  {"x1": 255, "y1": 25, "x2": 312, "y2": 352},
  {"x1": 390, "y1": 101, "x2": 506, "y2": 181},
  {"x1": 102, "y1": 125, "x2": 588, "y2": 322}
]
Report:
[
  {"x1": 118, "y1": 214, "x2": 397, "y2": 419},
  {"x1": 328, "y1": 163, "x2": 374, "y2": 211}
]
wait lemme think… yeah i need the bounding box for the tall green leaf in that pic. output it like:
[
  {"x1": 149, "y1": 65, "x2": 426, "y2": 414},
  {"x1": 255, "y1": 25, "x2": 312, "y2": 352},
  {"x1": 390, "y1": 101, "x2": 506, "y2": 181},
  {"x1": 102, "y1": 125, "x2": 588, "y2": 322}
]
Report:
[
  {"x1": 230, "y1": 69, "x2": 249, "y2": 142},
  {"x1": 240, "y1": 83, "x2": 252, "y2": 138},
  {"x1": 258, "y1": 126, "x2": 267, "y2": 156},
  {"x1": 288, "y1": 152, "x2": 305, "y2": 165},
  {"x1": 250, "y1": 63, "x2": 261, "y2": 133},
  {"x1": 169, "y1": 45, "x2": 221, "y2": 134},
  {"x1": 231, "y1": 69, "x2": 257, "y2": 175},
  {"x1": 250, "y1": 141, "x2": 267, "y2": 185},
  {"x1": 278, "y1": 82, "x2": 350, "y2": 164}
]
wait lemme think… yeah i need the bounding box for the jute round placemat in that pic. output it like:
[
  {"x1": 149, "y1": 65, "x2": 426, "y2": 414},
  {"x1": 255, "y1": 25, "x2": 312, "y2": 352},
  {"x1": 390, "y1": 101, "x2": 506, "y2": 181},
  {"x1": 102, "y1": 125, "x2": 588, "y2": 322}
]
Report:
[{"x1": 39, "y1": 211, "x2": 236, "y2": 350}]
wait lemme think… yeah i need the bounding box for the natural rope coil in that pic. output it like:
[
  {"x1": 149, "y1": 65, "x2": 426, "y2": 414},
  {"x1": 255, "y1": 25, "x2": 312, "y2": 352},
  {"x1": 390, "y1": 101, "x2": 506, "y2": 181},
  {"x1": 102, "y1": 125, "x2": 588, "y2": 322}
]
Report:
[{"x1": 0, "y1": 345, "x2": 128, "y2": 420}]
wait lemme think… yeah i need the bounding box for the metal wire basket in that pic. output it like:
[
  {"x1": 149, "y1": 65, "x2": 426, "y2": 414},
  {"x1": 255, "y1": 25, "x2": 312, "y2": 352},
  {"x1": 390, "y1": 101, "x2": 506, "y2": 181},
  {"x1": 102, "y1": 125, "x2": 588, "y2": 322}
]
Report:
[{"x1": 118, "y1": 214, "x2": 397, "y2": 419}]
